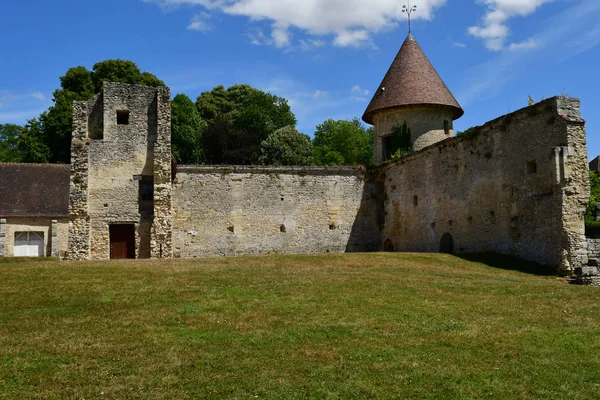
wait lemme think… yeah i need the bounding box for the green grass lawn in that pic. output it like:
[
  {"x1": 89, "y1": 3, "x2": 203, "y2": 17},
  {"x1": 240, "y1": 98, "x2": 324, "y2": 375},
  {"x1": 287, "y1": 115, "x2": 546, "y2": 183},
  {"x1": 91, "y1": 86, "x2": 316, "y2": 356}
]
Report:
[{"x1": 1, "y1": 253, "x2": 600, "y2": 399}]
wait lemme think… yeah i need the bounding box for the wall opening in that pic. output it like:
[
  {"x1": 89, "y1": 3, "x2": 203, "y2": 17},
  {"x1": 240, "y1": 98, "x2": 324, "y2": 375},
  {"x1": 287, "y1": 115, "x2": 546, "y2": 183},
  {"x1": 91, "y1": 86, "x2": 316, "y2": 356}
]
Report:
[
  {"x1": 527, "y1": 160, "x2": 537, "y2": 174},
  {"x1": 117, "y1": 110, "x2": 130, "y2": 125},
  {"x1": 280, "y1": 224, "x2": 286, "y2": 233},
  {"x1": 444, "y1": 120, "x2": 451, "y2": 136},
  {"x1": 139, "y1": 176, "x2": 154, "y2": 214},
  {"x1": 109, "y1": 224, "x2": 135, "y2": 259},
  {"x1": 382, "y1": 135, "x2": 392, "y2": 161},
  {"x1": 439, "y1": 233, "x2": 453, "y2": 254},
  {"x1": 88, "y1": 96, "x2": 104, "y2": 139},
  {"x1": 414, "y1": 196, "x2": 419, "y2": 207},
  {"x1": 383, "y1": 238, "x2": 394, "y2": 252}
]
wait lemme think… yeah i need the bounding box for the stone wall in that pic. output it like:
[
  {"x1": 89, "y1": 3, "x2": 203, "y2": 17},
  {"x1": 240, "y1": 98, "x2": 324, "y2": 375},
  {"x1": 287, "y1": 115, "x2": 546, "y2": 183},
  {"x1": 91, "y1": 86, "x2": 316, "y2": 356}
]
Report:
[
  {"x1": 172, "y1": 166, "x2": 382, "y2": 258},
  {"x1": 67, "y1": 83, "x2": 172, "y2": 260},
  {"x1": 382, "y1": 96, "x2": 588, "y2": 270},
  {"x1": 373, "y1": 106, "x2": 455, "y2": 163},
  {"x1": 66, "y1": 99, "x2": 93, "y2": 260},
  {"x1": 0, "y1": 217, "x2": 68, "y2": 257},
  {"x1": 0, "y1": 219, "x2": 5, "y2": 256}
]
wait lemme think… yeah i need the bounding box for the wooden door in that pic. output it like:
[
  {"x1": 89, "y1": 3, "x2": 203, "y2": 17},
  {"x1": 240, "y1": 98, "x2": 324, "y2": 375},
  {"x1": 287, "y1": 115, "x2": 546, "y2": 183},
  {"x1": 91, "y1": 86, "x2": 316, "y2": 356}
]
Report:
[{"x1": 109, "y1": 225, "x2": 135, "y2": 259}]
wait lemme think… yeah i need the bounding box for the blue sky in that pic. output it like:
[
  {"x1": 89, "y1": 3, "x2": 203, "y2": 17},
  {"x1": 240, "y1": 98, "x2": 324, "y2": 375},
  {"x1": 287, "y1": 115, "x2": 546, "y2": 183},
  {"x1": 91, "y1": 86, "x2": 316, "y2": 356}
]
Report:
[{"x1": 1, "y1": 0, "x2": 599, "y2": 159}]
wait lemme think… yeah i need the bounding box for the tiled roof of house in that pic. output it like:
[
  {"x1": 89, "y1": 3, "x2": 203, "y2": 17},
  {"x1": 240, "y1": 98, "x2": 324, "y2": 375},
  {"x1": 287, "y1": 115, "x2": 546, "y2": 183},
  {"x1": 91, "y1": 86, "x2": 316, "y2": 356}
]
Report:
[
  {"x1": 362, "y1": 34, "x2": 464, "y2": 125},
  {"x1": 0, "y1": 163, "x2": 70, "y2": 217}
]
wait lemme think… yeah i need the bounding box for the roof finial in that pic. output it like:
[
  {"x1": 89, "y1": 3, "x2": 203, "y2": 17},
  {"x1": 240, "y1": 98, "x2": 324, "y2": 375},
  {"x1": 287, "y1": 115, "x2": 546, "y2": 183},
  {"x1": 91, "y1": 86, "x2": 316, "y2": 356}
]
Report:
[{"x1": 402, "y1": 1, "x2": 418, "y2": 35}]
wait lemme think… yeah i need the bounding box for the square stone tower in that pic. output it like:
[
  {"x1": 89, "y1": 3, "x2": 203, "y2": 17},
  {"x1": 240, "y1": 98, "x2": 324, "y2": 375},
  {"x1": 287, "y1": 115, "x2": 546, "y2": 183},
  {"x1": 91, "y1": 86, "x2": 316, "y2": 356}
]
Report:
[{"x1": 67, "y1": 82, "x2": 173, "y2": 260}]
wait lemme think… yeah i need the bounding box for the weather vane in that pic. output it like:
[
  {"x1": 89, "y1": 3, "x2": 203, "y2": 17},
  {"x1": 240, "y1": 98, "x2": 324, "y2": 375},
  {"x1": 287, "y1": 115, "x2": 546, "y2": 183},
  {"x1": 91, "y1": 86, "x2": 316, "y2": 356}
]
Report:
[{"x1": 402, "y1": 1, "x2": 418, "y2": 34}]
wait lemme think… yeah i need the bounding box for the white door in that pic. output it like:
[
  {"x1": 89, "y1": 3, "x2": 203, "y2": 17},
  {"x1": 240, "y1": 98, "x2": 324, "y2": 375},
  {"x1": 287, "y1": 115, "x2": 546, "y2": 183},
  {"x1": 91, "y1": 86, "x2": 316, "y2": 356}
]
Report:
[{"x1": 14, "y1": 232, "x2": 44, "y2": 257}]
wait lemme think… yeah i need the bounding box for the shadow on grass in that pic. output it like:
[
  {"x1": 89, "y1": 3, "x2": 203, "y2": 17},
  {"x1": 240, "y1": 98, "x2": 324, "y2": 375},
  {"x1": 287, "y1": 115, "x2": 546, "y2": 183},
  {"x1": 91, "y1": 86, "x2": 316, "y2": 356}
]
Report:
[{"x1": 459, "y1": 253, "x2": 556, "y2": 277}]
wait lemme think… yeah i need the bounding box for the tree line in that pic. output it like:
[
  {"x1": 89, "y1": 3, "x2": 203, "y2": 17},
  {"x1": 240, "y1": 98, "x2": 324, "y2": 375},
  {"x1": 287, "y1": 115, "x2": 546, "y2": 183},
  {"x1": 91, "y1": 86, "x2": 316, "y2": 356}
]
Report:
[{"x1": 0, "y1": 60, "x2": 373, "y2": 167}]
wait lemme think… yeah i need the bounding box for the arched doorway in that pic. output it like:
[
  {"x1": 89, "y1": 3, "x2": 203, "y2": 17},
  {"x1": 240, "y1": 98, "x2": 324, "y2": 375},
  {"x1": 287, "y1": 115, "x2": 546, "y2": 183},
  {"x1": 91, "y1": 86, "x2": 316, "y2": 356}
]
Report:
[{"x1": 439, "y1": 233, "x2": 453, "y2": 254}]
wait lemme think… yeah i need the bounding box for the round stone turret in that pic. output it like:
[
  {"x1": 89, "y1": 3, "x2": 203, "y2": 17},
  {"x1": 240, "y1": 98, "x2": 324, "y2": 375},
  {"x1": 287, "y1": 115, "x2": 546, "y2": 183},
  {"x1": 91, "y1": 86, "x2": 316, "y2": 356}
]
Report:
[{"x1": 363, "y1": 34, "x2": 463, "y2": 163}]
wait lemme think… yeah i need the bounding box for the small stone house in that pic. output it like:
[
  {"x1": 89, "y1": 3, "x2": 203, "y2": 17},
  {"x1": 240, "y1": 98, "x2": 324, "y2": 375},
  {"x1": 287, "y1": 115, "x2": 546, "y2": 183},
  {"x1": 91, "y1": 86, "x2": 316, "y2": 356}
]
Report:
[{"x1": 0, "y1": 163, "x2": 70, "y2": 257}]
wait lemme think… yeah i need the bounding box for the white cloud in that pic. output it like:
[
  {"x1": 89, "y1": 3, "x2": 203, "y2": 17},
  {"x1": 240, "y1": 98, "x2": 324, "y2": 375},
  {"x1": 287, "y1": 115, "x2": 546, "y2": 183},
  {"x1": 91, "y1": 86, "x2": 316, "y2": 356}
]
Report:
[
  {"x1": 29, "y1": 91, "x2": 45, "y2": 101},
  {"x1": 453, "y1": 41, "x2": 467, "y2": 48},
  {"x1": 333, "y1": 30, "x2": 373, "y2": 48},
  {"x1": 468, "y1": 0, "x2": 555, "y2": 51},
  {"x1": 313, "y1": 90, "x2": 327, "y2": 99},
  {"x1": 271, "y1": 24, "x2": 291, "y2": 48},
  {"x1": 458, "y1": 0, "x2": 600, "y2": 105},
  {"x1": 146, "y1": 0, "x2": 448, "y2": 48},
  {"x1": 350, "y1": 85, "x2": 370, "y2": 102},
  {"x1": 508, "y1": 38, "x2": 537, "y2": 50},
  {"x1": 188, "y1": 12, "x2": 212, "y2": 31},
  {"x1": 300, "y1": 38, "x2": 325, "y2": 51},
  {"x1": 351, "y1": 85, "x2": 369, "y2": 95},
  {"x1": 247, "y1": 30, "x2": 269, "y2": 46}
]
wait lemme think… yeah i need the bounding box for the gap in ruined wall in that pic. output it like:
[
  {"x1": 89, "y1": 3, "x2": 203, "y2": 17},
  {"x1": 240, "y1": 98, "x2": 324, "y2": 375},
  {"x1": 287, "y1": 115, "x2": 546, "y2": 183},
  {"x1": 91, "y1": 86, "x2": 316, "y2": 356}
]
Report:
[{"x1": 116, "y1": 110, "x2": 130, "y2": 125}]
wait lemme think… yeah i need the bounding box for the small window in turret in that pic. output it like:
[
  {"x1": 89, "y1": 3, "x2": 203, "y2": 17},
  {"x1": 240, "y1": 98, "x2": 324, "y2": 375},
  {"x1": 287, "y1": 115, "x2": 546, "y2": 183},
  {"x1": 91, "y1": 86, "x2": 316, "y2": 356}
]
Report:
[
  {"x1": 444, "y1": 120, "x2": 451, "y2": 136},
  {"x1": 117, "y1": 110, "x2": 130, "y2": 125},
  {"x1": 527, "y1": 160, "x2": 537, "y2": 174},
  {"x1": 382, "y1": 136, "x2": 393, "y2": 161}
]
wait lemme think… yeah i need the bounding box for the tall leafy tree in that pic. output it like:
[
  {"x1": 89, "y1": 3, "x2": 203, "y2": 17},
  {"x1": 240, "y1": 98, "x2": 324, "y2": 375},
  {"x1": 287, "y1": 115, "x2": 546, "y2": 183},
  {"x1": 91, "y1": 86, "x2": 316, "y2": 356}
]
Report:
[
  {"x1": 25, "y1": 59, "x2": 164, "y2": 164},
  {"x1": 312, "y1": 118, "x2": 373, "y2": 166},
  {"x1": 259, "y1": 126, "x2": 313, "y2": 166},
  {"x1": 197, "y1": 84, "x2": 296, "y2": 164},
  {"x1": 17, "y1": 119, "x2": 51, "y2": 163},
  {"x1": 171, "y1": 94, "x2": 206, "y2": 165},
  {"x1": 0, "y1": 123, "x2": 24, "y2": 162}
]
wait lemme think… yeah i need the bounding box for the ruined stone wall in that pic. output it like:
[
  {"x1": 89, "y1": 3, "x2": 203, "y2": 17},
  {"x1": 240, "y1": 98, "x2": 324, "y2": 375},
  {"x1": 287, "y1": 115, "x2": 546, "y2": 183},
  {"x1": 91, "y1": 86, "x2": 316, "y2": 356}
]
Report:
[
  {"x1": 373, "y1": 107, "x2": 455, "y2": 163},
  {"x1": 382, "y1": 97, "x2": 588, "y2": 269},
  {"x1": 66, "y1": 99, "x2": 94, "y2": 260},
  {"x1": 172, "y1": 166, "x2": 382, "y2": 258},
  {"x1": 0, "y1": 217, "x2": 68, "y2": 257},
  {"x1": 67, "y1": 83, "x2": 171, "y2": 260},
  {"x1": 151, "y1": 87, "x2": 173, "y2": 259}
]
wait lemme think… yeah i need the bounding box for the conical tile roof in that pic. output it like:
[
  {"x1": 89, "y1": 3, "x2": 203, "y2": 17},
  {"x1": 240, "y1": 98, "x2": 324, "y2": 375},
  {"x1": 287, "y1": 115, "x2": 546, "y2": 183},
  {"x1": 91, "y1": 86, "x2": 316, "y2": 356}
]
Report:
[{"x1": 362, "y1": 34, "x2": 463, "y2": 125}]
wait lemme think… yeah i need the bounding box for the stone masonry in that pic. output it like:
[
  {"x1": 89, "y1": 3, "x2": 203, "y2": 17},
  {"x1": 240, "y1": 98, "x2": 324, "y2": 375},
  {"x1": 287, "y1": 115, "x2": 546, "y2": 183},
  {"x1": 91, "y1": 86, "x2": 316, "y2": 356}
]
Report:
[
  {"x1": 172, "y1": 166, "x2": 382, "y2": 258},
  {"x1": 64, "y1": 83, "x2": 594, "y2": 285},
  {"x1": 67, "y1": 83, "x2": 172, "y2": 260},
  {"x1": 381, "y1": 97, "x2": 589, "y2": 270}
]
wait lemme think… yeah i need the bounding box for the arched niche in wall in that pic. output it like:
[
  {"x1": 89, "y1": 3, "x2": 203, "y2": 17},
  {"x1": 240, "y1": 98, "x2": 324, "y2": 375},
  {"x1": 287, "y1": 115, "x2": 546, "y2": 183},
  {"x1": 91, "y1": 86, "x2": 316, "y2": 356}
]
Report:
[{"x1": 439, "y1": 233, "x2": 454, "y2": 254}]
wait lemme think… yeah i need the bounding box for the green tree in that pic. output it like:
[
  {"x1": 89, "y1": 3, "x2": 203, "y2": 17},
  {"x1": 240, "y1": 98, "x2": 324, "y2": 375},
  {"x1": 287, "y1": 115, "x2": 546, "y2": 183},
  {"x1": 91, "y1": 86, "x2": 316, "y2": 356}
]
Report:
[
  {"x1": 197, "y1": 84, "x2": 296, "y2": 164},
  {"x1": 0, "y1": 123, "x2": 24, "y2": 162},
  {"x1": 259, "y1": 126, "x2": 313, "y2": 166},
  {"x1": 456, "y1": 126, "x2": 480, "y2": 139},
  {"x1": 390, "y1": 122, "x2": 413, "y2": 159},
  {"x1": 586, "y1": 171, "x2": 600, "y2": 222},
  {"x1": 171, "y1": 94, "x2": 206, "y2": 165},
  {"x1": 586, "y1": 170, "x2": 600, "y2": 238},
  {"x1": 312, "y1": 118, "x2": 373, "y2": 166},
  {"x1": 17, "y1": 119, "x2": 51, "y2": 163},
  {"x1": 26, "y1": 59, "x2": 164, "y2": 164}
]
